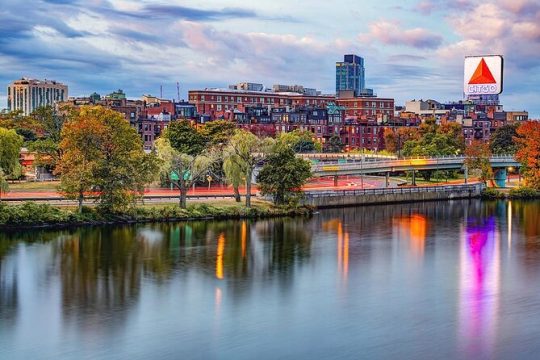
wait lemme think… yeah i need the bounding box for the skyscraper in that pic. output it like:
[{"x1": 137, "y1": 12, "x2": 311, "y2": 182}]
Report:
[
  {"x1": 336, "y1": 54, "x2": 365, "y2": 96},
  {"x1": 7, "y1": 78, "x2": 68, "y2": 115}
]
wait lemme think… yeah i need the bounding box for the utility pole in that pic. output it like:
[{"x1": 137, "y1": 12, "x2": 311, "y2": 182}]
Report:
[
  {"x1": 177, "y1": 82, "x2": 180, "y2": 102},
  {"x1": 160, "y1": 85, "x2": 163, "y2": 99}
]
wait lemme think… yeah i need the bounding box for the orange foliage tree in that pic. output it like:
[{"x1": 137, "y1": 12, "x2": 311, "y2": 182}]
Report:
[
  {"x1": 515, "y1": 121, "x2": 540, "y2": 189},
  {"x1": 465, "y1": 139, "x2": 493, "y2": 185}
]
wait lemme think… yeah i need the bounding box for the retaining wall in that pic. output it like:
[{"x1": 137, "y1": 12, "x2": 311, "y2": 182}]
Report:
[{"x1": 303, "y1": 184, "x2": 485, "y2": 208}]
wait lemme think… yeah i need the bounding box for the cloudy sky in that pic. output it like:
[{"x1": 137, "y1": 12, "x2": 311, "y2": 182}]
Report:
[{"x1": 1, "y1": 0, "x2": 539, "y2": 117}]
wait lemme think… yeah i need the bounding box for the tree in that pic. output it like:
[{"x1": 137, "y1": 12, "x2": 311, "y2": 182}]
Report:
[
  {"x1": 465, "y1": 139, "x2": 493, "y2": 184},
  {"x1": 199, "y1": 120, "x2": 237, "y2": 147},
  {"x1": 278, "y1": 130, "x2": 322, "y2": 153},
  {"x1": 257, "y1": 145, "x2": 312, "y2": 205},
  {"x1": 0, "y1": 169, "x2": 9, "y2": 201},
  {"x1": 402, "y1": 120, "x2": 465, "y2": 181},
  {"x1": 155, "y1": 137, "x2": 217, "y2": 208},
  {"x1": 166, "y1": 120, "x2": 206, "y2": 156},
  {"x1": 199, "y1": 120, "x2": 237, "y2": 188},
  {"x1": 325, "y1": 134, "x2": 345, "y2": 153},
  {"x1": 0, "y1": 127, "x2": 24, "y2": 183},
  {"x1": 383, "y1": 127, "x2": 418, "y2": 155},
  {"x1": 223, "y1": 130, "x2": 274, "y2": 208},
  {"x1": 57, "y1": 106, "x2": 158, "y2": 213},
  {"x1": 515, "y1": 121, "x2": 540, "y2": 189},
  {"x1": 223, "y1": 156, "x2": 244, "y2": 202},
  {"x1": 31, "y1": 105, "x2": 66, "y2": 143},
  {"x1": 490, "y1": 123, "x2": 518, "y2": 155}
]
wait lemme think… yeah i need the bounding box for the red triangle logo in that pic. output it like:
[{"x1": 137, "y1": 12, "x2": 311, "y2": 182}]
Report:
[{"x1": 468, "y1": 58, "x2": 496, "y2": 84}]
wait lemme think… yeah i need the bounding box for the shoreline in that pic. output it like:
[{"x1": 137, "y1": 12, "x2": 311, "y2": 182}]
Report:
[
  {"x1": 2, "y1": 185, "x2": 539, "y2": 231},
  {"x1": 0, "y1": 201, "x2": 313, "y2": 231}
]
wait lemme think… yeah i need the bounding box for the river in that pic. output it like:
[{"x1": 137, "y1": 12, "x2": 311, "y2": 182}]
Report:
[{"x1": 1, "y1": 199, "x2": 540, "y2": 359}]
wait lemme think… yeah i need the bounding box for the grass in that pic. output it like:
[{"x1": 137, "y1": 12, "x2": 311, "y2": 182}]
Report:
[
  {"x1": 0, "y1": 199, "x2": 312, "y2": 229},
  {"x1": 8, "y1": 181, "x2": 59, "y2": 191}
]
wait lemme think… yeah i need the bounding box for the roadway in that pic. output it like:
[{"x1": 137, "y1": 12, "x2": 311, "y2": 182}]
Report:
[{"x1": 2, "y1": 176, "x2": 396, "y2": 204}]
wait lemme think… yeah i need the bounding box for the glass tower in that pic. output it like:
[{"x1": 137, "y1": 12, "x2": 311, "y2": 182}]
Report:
[{"x1": 336, "y1": 54, "x2": 365, "y2": 96}]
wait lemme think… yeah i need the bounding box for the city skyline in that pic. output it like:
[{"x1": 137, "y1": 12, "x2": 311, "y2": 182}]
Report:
[{"x1": 1, "y1": 0, "x2": 539, "y2": 117}]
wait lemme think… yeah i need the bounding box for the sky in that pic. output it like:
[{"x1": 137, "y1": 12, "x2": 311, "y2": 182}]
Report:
[{"x1": 1, "y1": 0, "x2": 539, "y2": 117}]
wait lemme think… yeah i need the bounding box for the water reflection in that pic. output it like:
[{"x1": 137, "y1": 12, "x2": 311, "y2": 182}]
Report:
[
  {"x1": 2, "y1": 200, "x2": 540, "y2": 358},
  {"x1": 458, "y1": 217, "x2": 500, "y2": 358},
  {"x1": 393, "y1": 214, "x2": 427, "y2": 258}
]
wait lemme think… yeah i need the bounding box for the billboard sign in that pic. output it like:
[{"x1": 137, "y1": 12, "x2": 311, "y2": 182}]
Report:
[{"x1": 464, "y1": 55, "x2": 503, "y2": 95}]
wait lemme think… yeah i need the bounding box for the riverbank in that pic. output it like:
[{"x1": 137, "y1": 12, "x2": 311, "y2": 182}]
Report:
[
  {"x1": 481, "y1": 186, "x2": 540, "y2": 200},
  {"x1": 0, "y1": 200, "x2": 313, "y2": 230}
]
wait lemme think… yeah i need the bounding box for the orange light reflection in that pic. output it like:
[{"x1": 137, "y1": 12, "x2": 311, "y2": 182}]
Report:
[
  {"x1": 241, "y1": 221, "x2": 247, "y2": 258},
  {"x1": 216, "y1": 233, "x2": 225, "y2": 280}
]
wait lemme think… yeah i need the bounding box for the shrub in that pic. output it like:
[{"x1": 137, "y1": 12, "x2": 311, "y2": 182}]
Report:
[
  {"x1": 481, "y1": 188, "x2": 504, "y2": 200},
  {"x1": 508, "y1": 187, "x2": 540, "y2": 199}
]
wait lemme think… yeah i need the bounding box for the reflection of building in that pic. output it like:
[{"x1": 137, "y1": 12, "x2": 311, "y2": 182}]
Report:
[{"x1": 7, "y1": 78, "x2": 68, "y2": 115}]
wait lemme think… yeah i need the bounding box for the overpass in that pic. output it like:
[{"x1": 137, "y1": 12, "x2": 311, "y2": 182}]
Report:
[{"x1": 309, "y1": 154, "x2": 520, "y2": 187}]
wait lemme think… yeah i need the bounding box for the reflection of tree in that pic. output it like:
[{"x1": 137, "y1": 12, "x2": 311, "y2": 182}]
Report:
[
  {"x1": 512, "y1": 201, "x2": 540, "y2": 274},
  {"x1": 0, "y1": 245, "x2": 17, "y2": 323},
  {"x1": 0, "y1": 230, "x2": 65, "y2": 323},
  {"x1": 56, "y1": 226, "x2": 143, "y2": 325},
  {"x1": 256, "y1": 218, "x2": 313, "y2": 278}
]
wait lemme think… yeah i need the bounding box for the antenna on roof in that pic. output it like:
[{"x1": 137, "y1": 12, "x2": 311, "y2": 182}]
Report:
[
  {"x1": 177, "y1": 82, "x2": 180, "y2": 103},
  {"x1": 160, "y1": 85, "x2": 163, "y2": 99}
]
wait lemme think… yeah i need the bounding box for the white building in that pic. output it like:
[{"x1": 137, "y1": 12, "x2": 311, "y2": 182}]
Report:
[{"x1": 7, "y1": 78, "x2": 68, "y2": 115}]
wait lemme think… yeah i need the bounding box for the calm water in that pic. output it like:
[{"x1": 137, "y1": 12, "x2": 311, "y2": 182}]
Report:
[{"x1": 1, "y1": 200, "x2": 540, "y2": 359}]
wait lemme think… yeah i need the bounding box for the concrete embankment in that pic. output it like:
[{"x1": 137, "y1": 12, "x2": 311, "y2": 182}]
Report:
[{"x1": 303, "y1": 183, "x2": 485, "y2": 208}]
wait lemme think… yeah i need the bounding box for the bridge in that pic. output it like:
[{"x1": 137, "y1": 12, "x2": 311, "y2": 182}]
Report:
[{"x1": 308, "y1": 154, "x2": 520, "y2": 187}]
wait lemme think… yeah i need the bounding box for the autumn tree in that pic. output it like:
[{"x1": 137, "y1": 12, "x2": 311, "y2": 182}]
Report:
[
  {"x1": 402, "y1": 120, "x2": 465, "y2": 181},
  {"x1": 223, "y1": 130, "x2": 274, "y2": 208},
  {"x1": 383, "y1": 126, "x2": 419, "y2": 155},
  {"x1": 155, "y1": 137, "x2": 217, "y2": 208},
  {"x1": 465, "y1": 139, "x2": 493, "y2": 184},
  {"x1": 257, "y1": 143, "x2": 312, "y2": 205},
  {"x1": 490, "y1": 123, "x2": 518, "y2": 155},
  {"x1": 515, "y1": 121, "x2": 540, "y2": 189},
  {"x1": 57, "y1": 106, "x2": 158, "y2": 213}
]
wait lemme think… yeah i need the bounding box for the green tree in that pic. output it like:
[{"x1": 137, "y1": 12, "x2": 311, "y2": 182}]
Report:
[
  {"x1": 0, "y1": 127, "x2": 24, "y2": 183},
  {"x1": 490, "y1": 123, "x2": 518, "y2": 155},
  {"x1": 257, "y1": 145, "x2": 312, "y2": 205},
  {"x1": 31, "y1": 105, "x2": 66, "y2": 142},
  {"x1": 167, "y1": 120, "x2": 206, "y2": 156},
  {"x1": 465, "y1": 139, "x2": 493, "y2": 184},
  {"x1": 0, "y1": 169, "x2": 9, "y2": 201},
  {"x1": 57, "y1": 106, "x2": 157, "y2": 213},
  {"x1": 199, "y1": 120, "x2": 237, "y2": 147},
  {"x1": 224, "y1": 130, "x2": 274, "y2": 208},
  {"x1": 155, "y1": 137, "x2": 217, "y2": 208},
  {"x1": 223, "y1": 156, "x2": 244, "y2": 202},
  {"x1": 278, "y1": 130, "x2": 322, "y2": 153},
  {"x1": 325, "y1": 134, "x2": 344, "y2": 153}
]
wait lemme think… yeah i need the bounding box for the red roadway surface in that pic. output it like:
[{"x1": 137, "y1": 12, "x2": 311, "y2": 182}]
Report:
[{"x1": 4, "y1": 176, "x2": 384, "y2": 199}]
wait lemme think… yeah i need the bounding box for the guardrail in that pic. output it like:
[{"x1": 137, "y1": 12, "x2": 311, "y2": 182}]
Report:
[{"x1": 304, "y1": 183, "x2": 485, "y2": 198}]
